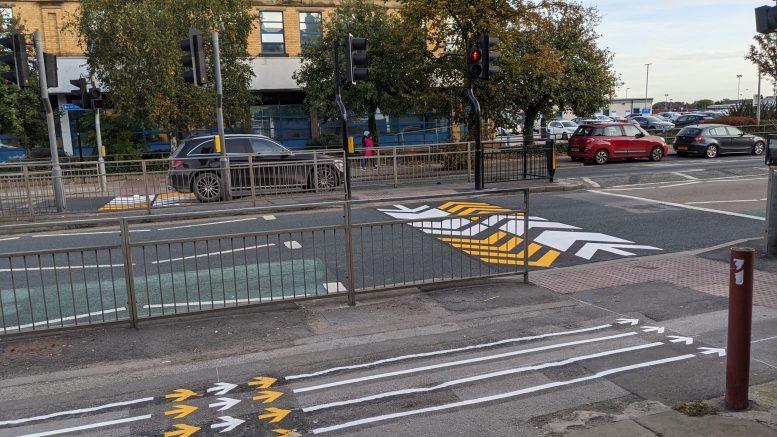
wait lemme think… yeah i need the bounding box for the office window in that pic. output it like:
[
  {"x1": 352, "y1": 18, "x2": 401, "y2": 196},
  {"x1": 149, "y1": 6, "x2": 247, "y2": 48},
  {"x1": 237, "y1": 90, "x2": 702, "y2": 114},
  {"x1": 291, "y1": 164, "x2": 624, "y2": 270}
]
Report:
[
  {"x1": 299, "y1": 12, "x2": 322, "y2": 47},
  {"x1": 260, "y1": 11, "x2": 285, "y2": 54}
]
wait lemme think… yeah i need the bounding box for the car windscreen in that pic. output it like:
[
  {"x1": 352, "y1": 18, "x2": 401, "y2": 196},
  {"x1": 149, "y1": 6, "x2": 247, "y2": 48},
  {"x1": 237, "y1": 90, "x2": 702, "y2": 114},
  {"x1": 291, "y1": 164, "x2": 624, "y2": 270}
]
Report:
[
  {"x1": 677, "y1": 127, "x2": 701, "y2": 136},
  {"x1": 573, "y1": 126, "x2": 603, "y2": 136},
  {"x1": 562, "y1": 121, "x2": 577, "y2": 128}
]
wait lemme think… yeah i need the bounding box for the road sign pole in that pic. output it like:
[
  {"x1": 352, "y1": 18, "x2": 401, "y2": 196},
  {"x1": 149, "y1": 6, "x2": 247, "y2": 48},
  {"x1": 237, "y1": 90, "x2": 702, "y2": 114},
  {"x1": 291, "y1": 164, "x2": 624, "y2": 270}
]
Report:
[
  {"x1": 211, "y1": 30, "x2": 231, "y2": 201},
  {"x1": 726, "y1": 247, "x2": 755, "y2": 411},
  {"x1": 95, "y1": 109, "x2": 107, "y2": 194},
  {"x1": 34, "y1": 30, "x2": 65, "y2": 212}
]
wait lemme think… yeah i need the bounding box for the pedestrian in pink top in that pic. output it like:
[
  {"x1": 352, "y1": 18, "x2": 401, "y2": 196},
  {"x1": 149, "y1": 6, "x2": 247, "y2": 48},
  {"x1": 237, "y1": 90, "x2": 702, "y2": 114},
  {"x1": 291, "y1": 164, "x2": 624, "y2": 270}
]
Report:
[{"x1": 361, "y1": 130, "x2": 377, "y2": 169}]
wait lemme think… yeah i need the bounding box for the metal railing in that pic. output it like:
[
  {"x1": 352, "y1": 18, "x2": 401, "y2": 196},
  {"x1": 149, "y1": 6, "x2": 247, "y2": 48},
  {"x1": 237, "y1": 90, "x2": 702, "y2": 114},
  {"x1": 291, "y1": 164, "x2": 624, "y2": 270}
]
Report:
[{"x1": 0, "y1": 188, "x2": 530, "y2": 335}]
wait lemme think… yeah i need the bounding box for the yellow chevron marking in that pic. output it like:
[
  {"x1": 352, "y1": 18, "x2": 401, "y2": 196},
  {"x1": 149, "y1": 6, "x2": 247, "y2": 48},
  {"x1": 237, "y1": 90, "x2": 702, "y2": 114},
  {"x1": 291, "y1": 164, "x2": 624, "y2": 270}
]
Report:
[
  {"x1": 456, "y1": 207, "x2": 512, "y2": 216},
  {"x1": 480, "y1": 249, "x2": 561, "y2": 267},
  {"x1": 459, "y1": 242, "x2": 543, "y2": 259},
  {"x1": 439, "y1": 201, "x2": 496, "y2": 210},
  {"x1": 440, "y1": 231, "x2": 507, "y2": 245},
  {"x1": 496, "y1": 237, "x2": 524, "y2": 252}
]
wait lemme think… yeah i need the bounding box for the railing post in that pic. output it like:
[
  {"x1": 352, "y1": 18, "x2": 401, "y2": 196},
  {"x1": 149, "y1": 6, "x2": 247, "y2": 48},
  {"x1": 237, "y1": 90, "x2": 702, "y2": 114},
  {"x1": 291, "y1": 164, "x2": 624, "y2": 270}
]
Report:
[
  {"x1": 120, "y1": 219, "x2": 139, "y2": 329},
  {"x1": 248, "y1": 155, "x2": 257, "y2": 206},
  {"x1": 22, "y1": 164, "x2": 34, "y2": 219},
  {"x1": 467, "y1": 142, "x2": 473, "y2": 182},
  {"x1": 313, "y1": 152, "x2": 320, "y2": 193},
  {"x1": 392, "y1": 147, "x2": 398, "y2": 188},
  {"x1": 343, "y1": 200, "x2": 357, "y2": 306},
  {"x1": 141, "y1": 161, "x2": 152, "y2": 215}
]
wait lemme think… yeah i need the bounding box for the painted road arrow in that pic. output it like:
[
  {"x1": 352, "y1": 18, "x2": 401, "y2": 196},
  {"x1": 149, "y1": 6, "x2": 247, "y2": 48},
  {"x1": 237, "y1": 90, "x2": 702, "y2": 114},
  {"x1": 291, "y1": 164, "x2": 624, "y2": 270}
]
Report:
[
  {"x1": 576, "y1": 243, "x2": 661, "y2": 260},
  {"x1": 259, "y1": 407, "x2": 291, "y2": 424},
  {"x1": 165, "y1": 388, "x2": 197, "y2": 403},
  {"x1": 207, "y1": 382, "x2": 238, "y2": 396},
  {"x1": 164, "y1": 423, "x2": 200, "y2": 437},
  {"x1": 698, "y1": 347, "x2": 727, "y2": 357},
  {"x1": 616, "y1": 318, "x2": 639, "y2": 326},
  {"x1": 253, "y1": 390, "x2": 284, "y2": 403},
  {"x1": 211, "y1": 416, "x2": 245, "y2": 433},
  {"x1": 164, "y1": 404, "x2": 198, "y2": 419},
  {"x1": 249, "y1": 376, "x2": 277, "y2": 389},
  {"x1": 209, "y1": 397, "x2": 241, "y2": 411},
  {"x1": 668, "y1": 335, "x2": 694, "y2": 345},
  {"x1": 641, "y1": 326, "x2": 665, "y2": 334}
]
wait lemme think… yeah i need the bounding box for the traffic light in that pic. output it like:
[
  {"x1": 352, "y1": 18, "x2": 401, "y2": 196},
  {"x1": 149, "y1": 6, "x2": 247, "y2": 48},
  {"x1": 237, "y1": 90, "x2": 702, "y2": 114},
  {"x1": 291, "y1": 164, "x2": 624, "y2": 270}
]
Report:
[
  {"x1": 88, "y1": 87, "x2": 103, "y2": 109},
  {"x1": 344, "y1": 34, "x2": 367, "y2": 85},
  {"x1": 466, "y1": 40, "x2": 483, "y2": 79},
  {"x1": 68, "y1": 77, "x2": 88, "y2": 109},
  {"x1": 180, "y1": 28, "x2": 207, "y2": 86},
  {"x1": 756, "y1": 5, "x2": 777, "y2": 34},
  {"x1": 43, "y1": 53, "x2": 58, "y2": 88},
  {"x1": 0, "y1": 33, "x2": 29, "y2": 88},
  {"x1": 480, "y1": 33, "x2": 500, "y2": 80}
]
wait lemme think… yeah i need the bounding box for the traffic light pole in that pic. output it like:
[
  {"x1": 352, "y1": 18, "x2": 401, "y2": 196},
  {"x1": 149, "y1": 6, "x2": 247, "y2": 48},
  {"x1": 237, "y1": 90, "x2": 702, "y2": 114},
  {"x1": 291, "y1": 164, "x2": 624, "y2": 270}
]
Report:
[
  {"x1": 34, "y1": 30, "x2": 65, "y2": 211},
  {"x1": 333, "y1": 38, "x2": 352, "y2": 200},
  {"x1": 211, "y1": 31, "x2": 231, "y2": 201},
  {"x1": 466, "y1": 79, "x2": 483, "y2": 190},
  {"x1": 95, "y1": 109, "x2": 107, "y2": 193}
]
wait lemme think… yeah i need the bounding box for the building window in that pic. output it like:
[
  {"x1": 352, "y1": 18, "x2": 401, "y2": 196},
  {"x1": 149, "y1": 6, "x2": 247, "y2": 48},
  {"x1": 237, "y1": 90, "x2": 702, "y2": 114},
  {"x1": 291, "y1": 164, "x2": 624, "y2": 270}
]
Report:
[
  {"x1": 260, "y1": 11, "x2": 285, "y2": 54},
  {"x1": 299, "y1": 12, "x2": 322, "y2": 47},
  {"x1": 0, "y1": 7, "x2": 12, "y2": 29}
]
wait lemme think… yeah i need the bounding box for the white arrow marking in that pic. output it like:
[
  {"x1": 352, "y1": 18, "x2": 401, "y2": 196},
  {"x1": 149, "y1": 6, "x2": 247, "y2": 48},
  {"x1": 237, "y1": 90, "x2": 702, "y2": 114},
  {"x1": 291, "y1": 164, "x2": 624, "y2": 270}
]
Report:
[
  {"x1": 499, "y1": 219, "x2": 580, "y2": 236},
  {"x1": 642, "y1": 326, "x2": 665, "y2": 334},
  {"x1": 668, "y1": 335, "x2": 694, "y2": 345},
  {"x1": 698, "y1": 347, "x2": 726, "y2": 357},
  {"x1": 207, "y1": 382, "x2": 238, "y2": 396},
  {"x1": 377, "y1": 205, "x2": 447, "y2": 221},
  {"x1": 616, "y1": 318, "x2": 639, "y2": 326},
  {"x1": 211, "y1": 416, "x2": 245, "y2": 433},
  {"x1": 534, "y1": 231, "x2": 634, "y2": 252},
  {"x1": 209, "y1": 397, "x2": 241, "y2": 412},
  {"x1": 575, "y1": 243, "x2": 662, "y2": 260},
  {"x1": 377, "y1": 204, "x2": 431, "y2": 213}
]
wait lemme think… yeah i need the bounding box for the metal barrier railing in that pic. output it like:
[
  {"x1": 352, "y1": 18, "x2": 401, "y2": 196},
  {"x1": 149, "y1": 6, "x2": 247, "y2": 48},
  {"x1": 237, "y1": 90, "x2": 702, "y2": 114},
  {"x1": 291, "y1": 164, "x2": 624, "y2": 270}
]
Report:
[{"x1": 0, "y1": 188, "x2": 530, "y2": 335}]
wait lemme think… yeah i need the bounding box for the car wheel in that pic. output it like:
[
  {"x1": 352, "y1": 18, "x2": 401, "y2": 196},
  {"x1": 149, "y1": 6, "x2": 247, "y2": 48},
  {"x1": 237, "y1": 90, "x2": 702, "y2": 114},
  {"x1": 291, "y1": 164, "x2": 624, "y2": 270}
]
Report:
[
  {"x1": 193, "y1": 172, "x2": 223, "y2": 202},
  {"x1": 705, "y1": 145, "x2": 718, "y2": 159},
  {"x1": 649, "y1": 147, "x2": 664, "y2": 162},
  {"x1": 753, "y1": 142, "x2": 765, "y2": 156},
  {"x1": 310, "y1": 165, "x2": 338, "y2": 191},
  {"x1": 594, "y1": 149, "x2": 609, "y2": 165}
]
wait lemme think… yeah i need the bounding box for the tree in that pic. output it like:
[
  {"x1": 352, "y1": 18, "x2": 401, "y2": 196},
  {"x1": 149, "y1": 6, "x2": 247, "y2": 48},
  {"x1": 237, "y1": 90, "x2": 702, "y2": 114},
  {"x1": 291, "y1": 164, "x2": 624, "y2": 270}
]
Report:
[
  {"x1": 69, "y1": 0, "x2": 254, "y2": 135},
  {"x1": 294, "y1": 0, "x2": 432, "y2": 146},
  {"x1": 747, "y1": 33, "x2": 777, "y2": 93}
]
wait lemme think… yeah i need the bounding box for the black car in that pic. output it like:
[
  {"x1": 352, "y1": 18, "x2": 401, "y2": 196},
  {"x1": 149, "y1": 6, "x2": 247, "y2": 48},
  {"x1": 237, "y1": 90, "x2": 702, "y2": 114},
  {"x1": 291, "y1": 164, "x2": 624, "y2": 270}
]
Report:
[
  {"x1": 673, "y1": 124, "x2": 765, "y2": 158},
  {"x1": 629, "y1": 116, "x2": 675, "y2": 133},
  {"x1": 674, "y1": 114, "x2": 713, "y2": 127},
  {"x1": 168, "y1": 134, "x2": 344, "y2": 202}
]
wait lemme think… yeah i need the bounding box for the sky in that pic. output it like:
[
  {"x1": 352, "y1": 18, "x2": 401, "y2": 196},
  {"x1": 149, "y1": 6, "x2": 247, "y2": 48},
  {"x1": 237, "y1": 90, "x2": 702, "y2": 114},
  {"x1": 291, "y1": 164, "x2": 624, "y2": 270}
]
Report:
[{"x1": 580, "y1": 0, "x2": 769, "y2": 102}]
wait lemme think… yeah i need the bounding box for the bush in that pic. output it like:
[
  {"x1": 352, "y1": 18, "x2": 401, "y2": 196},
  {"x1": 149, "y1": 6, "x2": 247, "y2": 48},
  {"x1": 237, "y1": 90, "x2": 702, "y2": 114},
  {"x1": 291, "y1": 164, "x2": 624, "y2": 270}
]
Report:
[{"x1": 710, "y1": 116, "x2": 757, "y2": 126}]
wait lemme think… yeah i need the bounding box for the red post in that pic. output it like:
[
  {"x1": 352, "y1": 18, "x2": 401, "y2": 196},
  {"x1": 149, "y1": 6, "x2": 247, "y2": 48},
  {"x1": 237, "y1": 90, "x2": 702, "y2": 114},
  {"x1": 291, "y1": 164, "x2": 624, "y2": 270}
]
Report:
[{"x1": 725, "y1": 247, "x2": 755, "y2": 411}]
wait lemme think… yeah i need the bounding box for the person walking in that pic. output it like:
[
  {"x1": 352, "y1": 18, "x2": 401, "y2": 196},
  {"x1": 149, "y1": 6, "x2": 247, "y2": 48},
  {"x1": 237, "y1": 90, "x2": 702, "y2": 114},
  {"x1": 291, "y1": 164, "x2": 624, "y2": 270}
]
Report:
[{"x1": 361, "y1": 130, "x2": 377, "y2": 170}]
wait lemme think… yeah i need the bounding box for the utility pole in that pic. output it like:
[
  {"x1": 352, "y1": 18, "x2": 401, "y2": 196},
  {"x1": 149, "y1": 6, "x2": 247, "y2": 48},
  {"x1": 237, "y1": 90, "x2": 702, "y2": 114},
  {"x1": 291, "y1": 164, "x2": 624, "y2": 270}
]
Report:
[
  {"x1": 211, "y1": 30, "x2": 231, "y2": 201},
  {"x1": 34, "y1": 30, "x2": 65, "y2": 211},
  {"x1": 758, "y1": 69, "x2": 763, "y2": 125},
  {"x1": 737, "y1": 74, "x2": 743, "y2": 101},
  {"x1": 644, "y1": 63, "x2": 652, "y2": 114}
]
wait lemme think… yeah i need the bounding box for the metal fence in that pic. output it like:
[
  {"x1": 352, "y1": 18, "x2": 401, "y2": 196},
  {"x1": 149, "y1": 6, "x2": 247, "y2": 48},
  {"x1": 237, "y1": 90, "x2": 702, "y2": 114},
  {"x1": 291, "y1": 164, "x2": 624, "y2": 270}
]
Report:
[
  {"x1": 0, "y1": 188, "x2": 531, "y2": 336},
  {"x1": 0, "y1": 141, "x2": 552, "y2": 220}
]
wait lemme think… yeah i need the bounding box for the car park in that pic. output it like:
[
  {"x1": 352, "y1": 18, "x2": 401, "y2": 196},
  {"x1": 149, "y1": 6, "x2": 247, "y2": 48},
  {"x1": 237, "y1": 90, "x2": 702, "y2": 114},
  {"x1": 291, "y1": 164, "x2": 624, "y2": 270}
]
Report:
[
  {"x1": 628, "y1": 115, "x2": 675, "y2": 133},
  {"x1": 168, "y1": 134, "x2": 344, "y2": 202},
  {"x1": 567, "y1": 122, "x2": 668, "y2": 165},
  {"x1": 672, "y1": 124, "x2": 765, "y2": 158}
]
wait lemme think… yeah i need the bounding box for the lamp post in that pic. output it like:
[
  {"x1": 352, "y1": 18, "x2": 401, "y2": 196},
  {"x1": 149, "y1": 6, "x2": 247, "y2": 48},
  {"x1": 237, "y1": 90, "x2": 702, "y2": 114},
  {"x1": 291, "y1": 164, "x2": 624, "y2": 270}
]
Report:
[
  {"x1": 737, "y1": 74, "x2": 743, "y2": 101},
  {"x1": 644, "y1": 63, "x2": 652, "y2": 114},
  {"x1": 665, "y1": 93, "x2": 669, "y2": 110}
]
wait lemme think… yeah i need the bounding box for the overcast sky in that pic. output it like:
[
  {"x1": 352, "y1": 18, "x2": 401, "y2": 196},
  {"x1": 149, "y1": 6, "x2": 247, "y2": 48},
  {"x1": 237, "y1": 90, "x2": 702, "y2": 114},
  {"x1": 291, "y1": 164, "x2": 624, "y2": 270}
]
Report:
[{"x1": 581, "y1": 0, "x2": 768, "y2": 102}]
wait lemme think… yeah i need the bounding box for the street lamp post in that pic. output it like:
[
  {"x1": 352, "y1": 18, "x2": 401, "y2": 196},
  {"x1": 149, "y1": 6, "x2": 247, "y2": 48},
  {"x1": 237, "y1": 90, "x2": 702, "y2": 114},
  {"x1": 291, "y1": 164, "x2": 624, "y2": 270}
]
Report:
[
  {"x1": 665, "y1": 93, "x2": 669, "y2": 110},
  {"x1": 644, "y1": 63, "x2": 652, "y2": 114},
  {"x1": 737, "y1": 74, "x2": 743, "y2": 101}
]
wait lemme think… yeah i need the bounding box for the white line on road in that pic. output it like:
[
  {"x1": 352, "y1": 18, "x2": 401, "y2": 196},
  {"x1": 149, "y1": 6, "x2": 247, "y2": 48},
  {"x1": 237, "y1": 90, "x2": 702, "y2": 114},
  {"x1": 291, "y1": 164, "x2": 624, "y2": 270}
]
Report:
[
  {"x1": 581, "y1": 177, "x2": 601, "y2": 188},
  {"x1": 0, "y1": 236, "x2": 20, "y2": 242},
  {"x1": 659, "y1": 181, "x2": 700, "y2": 189},
  {"x1": 0, "y1": 397, "x2": 154, "y2": 426},
  {"x1": 157, "y1": 217, "x2": 256, "y2": 231},
  {"x1": 283, "y1": 240, "x2": 302, "y2": 249},
  {"x1": 0, "y1": 264, "x2": 127, "y2": 272},
  {"x1": 263, "y1": 215, "x2": 277, "y2": 220},
  {"x1": 17, "y1": 414, "x2": 152, "y2": 437},
  {"x1": 686, "y1": 199, "x2": 767, "y2": 205},
  {"x1": 293, "y1": 332, "x2": 637, "y2": 393},
  {"x1": 2, "y1": 308, "x2": 127, "y2": 332},
  {"x1": 285, "y1": 324, "x2": 614, "y2": 381},
  {"x1": 753, "y1": 335, "x2": 777, "y2": 344},
  {"x1": 672, "y1": 172, "x2": 699, "y2": 181},
  {"x1": 303, "y1": 342, "x2": 664, "y2": 412},
  {"x1": 588, "y1": 190, "x2": 765, "y2": 221},
  {"x1": 151, "y1": 243, "x2": 274, "y2": 264},
  {"x1": 31, "y1": 230, "x2": 150, "y2": 238},
  {"x1": 311, "y1": 354, "x2": 697, "y2": 434}
]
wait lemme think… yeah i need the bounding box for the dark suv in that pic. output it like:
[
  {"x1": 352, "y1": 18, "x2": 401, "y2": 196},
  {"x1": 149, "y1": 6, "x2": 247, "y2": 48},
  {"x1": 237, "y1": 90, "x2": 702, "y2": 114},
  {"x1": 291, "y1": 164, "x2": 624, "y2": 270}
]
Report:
[
  {"x1": 673, "y1": 124, "x2": 765, "y2": 158},
  {"x1": 168, "y1": 134, "x2": 344, "y2": 202}
]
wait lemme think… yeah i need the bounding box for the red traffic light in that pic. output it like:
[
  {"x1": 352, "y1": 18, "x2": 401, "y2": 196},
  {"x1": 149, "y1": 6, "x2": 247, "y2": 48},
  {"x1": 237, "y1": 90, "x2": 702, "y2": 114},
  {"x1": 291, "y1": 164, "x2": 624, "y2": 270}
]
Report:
[{"x1": 469, "y1": 49, "x2": 482, "y2": 62}]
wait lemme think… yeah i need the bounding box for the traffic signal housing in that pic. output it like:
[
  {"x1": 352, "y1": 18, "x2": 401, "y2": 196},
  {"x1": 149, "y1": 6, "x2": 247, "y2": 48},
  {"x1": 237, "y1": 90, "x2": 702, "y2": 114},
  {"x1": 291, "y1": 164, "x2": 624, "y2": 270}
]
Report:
[
  {"x1": 88, "y1": 87, "x2": 103, "y2": 109},
  {"x1": 756, "y1": 5, "x2": 777, "y2": 34},
  {"x1": 344, "y1": 34, "x2": 367, "y2": 85},
  {"x1": 68, "y1": 77, "x2": 88, "y2": 109},
  {"x1": 466, "y1": 41, "x2": 483, "y2": 79},
  {"x1": 480, "y1": 33, "x2": 500, "y2": 80},
  {"x1": 0, "y1": 33, "x2": 29, "y2": 88},
  {"x1": 43, "y1": 53, "x2": 58, "y2": 88},
  {"x1": 180, "y1": 28, "x2": 207, "y2": 86}
]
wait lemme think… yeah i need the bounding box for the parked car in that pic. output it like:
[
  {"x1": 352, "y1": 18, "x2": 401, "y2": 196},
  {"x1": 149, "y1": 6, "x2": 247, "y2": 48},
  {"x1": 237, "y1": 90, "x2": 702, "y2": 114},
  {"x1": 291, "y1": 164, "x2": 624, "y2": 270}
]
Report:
[
  {"x1": 657, "y1": 112, "x2": 682, "y2": 122},
  {"x1": 567, "y1": 122, "x2": 668, "y2": 165},
  {"x1": 546, "y1": 120, "x2": 579, "y2": 139},
  {"x1": 672, "y1": 124, "x2": 766, "y2": 158},
  {"x1": 629, "y1": 116, "x2": 675, "y2": 133},
  {"x1": 674, "y1": 113, "x2": 713, "y2": 127},
  {"x1": 167, "y1": 134, "x2": 344, "y2": 202},
  {"x1": 141, "y1": 141, "x2": 173, "y2": 159}
]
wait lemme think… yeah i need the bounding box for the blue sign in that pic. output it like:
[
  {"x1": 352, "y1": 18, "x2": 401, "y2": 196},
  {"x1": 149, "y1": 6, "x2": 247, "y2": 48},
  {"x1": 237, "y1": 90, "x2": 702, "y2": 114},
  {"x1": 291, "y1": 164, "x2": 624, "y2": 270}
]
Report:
[
  {"x1": 62, "y1": 103, "x2": 84, "y2": 111},
  {"x1": 641, "y1": 108, "x2": 651, "y2": 114}
]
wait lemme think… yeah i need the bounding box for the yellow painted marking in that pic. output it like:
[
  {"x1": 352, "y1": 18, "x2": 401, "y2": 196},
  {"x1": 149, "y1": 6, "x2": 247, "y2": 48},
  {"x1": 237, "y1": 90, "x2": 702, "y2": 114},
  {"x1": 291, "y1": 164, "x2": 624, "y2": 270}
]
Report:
[
  {"x1": 438, "y1": 201, "x2": 495, "y2": 210},
  {"x1": 165, "y1": 404, "x2": 198, "y2": 419},
  {"x1": 249, "y1": 376, "x2": 277, "y2": 389},
  {"x1": 273, "y1": 429, "x2": 301, "y2": 437},
  {"x1": 496, "y1": 236, "x2": 524, "y2": 252},
  {"x1": 165, "y1": 389, "x2": 197, "y2": 403},
  {"x1": 259, "y1": 407, "x2": 291, "y2": 424},
  {"x1": 253, "y1": 390, "x2": 284, "y2": 403},
  {"x1": 164, "y1": 423, "x2": 200, "y2": 437},
  {"x1": 479, "y1": 249, "x2": 561, "y2": 267},
  {"x1": 449, "y1": 205, "x2": 509, "y2": 214},
  {"x1": 440, "y1": 231, "x2": 507, "y2": 245}
]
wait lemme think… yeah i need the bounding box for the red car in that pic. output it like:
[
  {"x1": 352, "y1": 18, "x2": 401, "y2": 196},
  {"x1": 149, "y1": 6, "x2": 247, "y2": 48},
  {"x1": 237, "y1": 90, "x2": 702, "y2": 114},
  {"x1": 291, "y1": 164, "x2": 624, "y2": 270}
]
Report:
[{"x1": 568, "y1": 122, "x2": 669, "y2": 165}]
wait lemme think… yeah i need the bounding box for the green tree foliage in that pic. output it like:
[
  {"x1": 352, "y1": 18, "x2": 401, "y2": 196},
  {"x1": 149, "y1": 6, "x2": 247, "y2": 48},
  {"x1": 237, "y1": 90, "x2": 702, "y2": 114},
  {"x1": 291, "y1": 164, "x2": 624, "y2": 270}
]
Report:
[
  {"x1": 70, "y1": 0, "x2": 254, "y2": 135},
  {"x1": 747, "y1": 33, "x2": 777, "y2": 91},
  {"x1": 294, "y1": 0, "x2": 432, "y2": 145}
]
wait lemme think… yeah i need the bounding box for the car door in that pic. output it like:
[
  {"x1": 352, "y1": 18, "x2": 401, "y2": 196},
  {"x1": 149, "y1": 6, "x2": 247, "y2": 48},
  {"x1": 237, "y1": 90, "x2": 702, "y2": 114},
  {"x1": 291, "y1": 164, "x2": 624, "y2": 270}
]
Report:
[
  {"x1": 707, "y1": 127, "x2": 731, "y2": 153},
  {"x1": 725, "y1": 126, "x2": 751, "y2": 153},
  {"x1": 621, "y1": 123, "x2": 647, "y2": 157},
  {"x1": 224, "y1": 137, "x2": 252, "y2": 190},
  {"x1": 603, "y1": 125, "x2": 629, "y2": 158},
  {"x1": 250, "y1": 137, "x2": 295, "y2": 188}
]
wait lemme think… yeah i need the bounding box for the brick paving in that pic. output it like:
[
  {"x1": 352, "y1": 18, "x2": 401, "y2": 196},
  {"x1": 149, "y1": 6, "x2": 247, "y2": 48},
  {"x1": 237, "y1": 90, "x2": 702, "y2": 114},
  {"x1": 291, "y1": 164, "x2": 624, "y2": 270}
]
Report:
[{"x1": 532, "y1": 254, "x2": 777, "y2": 309}]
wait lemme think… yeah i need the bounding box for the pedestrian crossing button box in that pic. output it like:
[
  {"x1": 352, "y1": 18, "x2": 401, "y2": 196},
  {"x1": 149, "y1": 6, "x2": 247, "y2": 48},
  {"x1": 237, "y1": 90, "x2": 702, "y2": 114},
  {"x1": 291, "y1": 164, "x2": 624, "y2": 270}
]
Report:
[{"x1": 768, "y1": 134, "x2": 777, "y2": 166}]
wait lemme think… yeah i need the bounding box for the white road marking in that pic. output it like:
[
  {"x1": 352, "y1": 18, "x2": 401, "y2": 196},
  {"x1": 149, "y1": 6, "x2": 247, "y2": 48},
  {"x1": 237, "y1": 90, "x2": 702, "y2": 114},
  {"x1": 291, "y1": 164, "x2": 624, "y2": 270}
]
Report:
[
  {"x1": 303, "y1": 342, "x2": 664, "y2": 412},
  {"x1": 157, "y1": 217, "x2": 256, "y2": 231},
  {"x1": 209, "y1": 397, "x2": 241, "y2": 412},
  {"x1": 582, "y1": 177, "x2": 601, "y2": 188},
  {"x1": 3, "y1": 308, "x2": 127, "y2": 332},
  {"x1": 588, "y1": 190, "x2": 766, "y2": 221},
  {"x1": 17, "y1": 414, "x2": 152, "y2": 437},
  {"x1": 284, "y1": 240, "x2": 302, "y2": 249},
  {"x1": 672, "y1": 172, "x2": 699, "y2": 181},
  {"x1": 31, "y1": 229, "x2": 150, "y2": 238},
  {"x1": 575, "y1": 243, "x2": 661, "y2": 259},
  {"x1": 262, "y1": 215, "x2": 277, "y2": 220},
  {"x1": 310, "y1": 354, "x2": 697, "y2": 434},
  {"x1": 0, "y1": 236, "x2": 20, "y2": 242},
  {"x1": 0, "y1": 264, "x2": 127, "y2": 272},
  {"x1": 0, "y1": 397, "x2": 154, "y2": 426},
  {"x1": 151, "y1": 243, "x2": 274, "y2": 264},
  {"x1": 211, "y1": 416, "x2": 245, "y2": 433},
  {"x1": 207, "y1": 382, "x2": 238, "y2": 396},
  {"x1": 686, "y1": 199, "x2": 767, "y2": 205},
  {"x1": 753, "y1": 335, "x2": 777, "y2": 344},
  {"x1": 659, "y1": 181, "x2": 700, "y2": 189},
  {"x1": 323, "y1": 282, "x2": 347, "y2": 294},
  {"x1": 285, "y1": 324, "x2": 613, "y2": 381},
  {"x1": 533, "y1": 231, "x2": 632, "y2": 252},
  {"x1": 293, "y1": 332, "x2": 637, "y2": 393}
]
